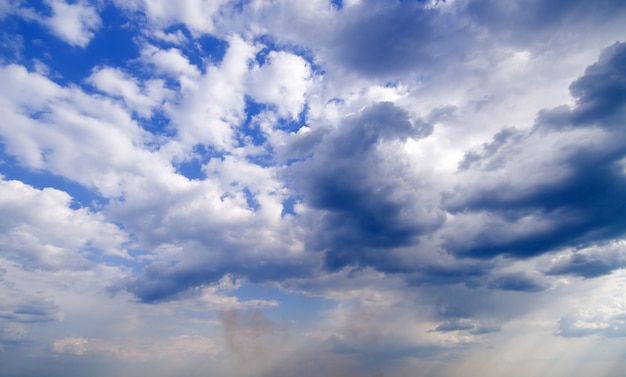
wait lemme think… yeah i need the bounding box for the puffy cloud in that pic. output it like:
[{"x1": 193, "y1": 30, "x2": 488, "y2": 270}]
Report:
[
  {"x1": 43, "y1": 0, "x2": 101, "y2": 47},
  {"x1": 0, "y1": 177, "x2": 128, "y2": 269},
  {"x1": 248, "y1": 50, "x2": 313, "y2": 119},
  {"x1": 86, "y1": 67, "x2": 171, "y2": 118},
  {"x1": 0, "y1": 64, "x2": 173, "y2": 198},
  {"x1": 287, "y1": 102, "x2": 440, "y2": 270},
  {"x1": 114, "y1": 0, "x2": 229, "y2": 35}
]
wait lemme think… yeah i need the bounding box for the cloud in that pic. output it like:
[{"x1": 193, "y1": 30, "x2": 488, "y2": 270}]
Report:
[
  {"x1": 248, "y1": 50, "x2": 313, "y2": 119},
  {"x1": 433, "y1": 319, "x2": 500, "y2": 335},
  {"x1": 43, "y1": 0, "x2": 101, "y2": 47},
  {"x1": 554, "y1": 270, "x2": 626, "y2": 338},
  {"x1": 546, "y1": 242, "x2": 626, "y2": 278},
  {"x1": 288, "y1": 101, "x2": 440, "y2": 270},
  {"x1": 114, "y1": 0, "x2": 229, "y2": 35},
  {"x1": 0, "y1": 298, "x2": 63, "y2": 323},
  {"x1": 465, "y1": 0, "x2": 626, "y2": 48},
  {"x1": 52, "y1": 337, "x2": 90, "y2": 355},
  {"x1": 328, "y1": 1, "x2": 469, "y2": 78},
  {"x1": 487, "y1": 273, "x2": 548, "y2": 292},
  {"x1": 0, "y1": 177, "x2": 129, "y2": 270},
  {"x1": 441, "y1": 41, "x2": 626, "y2": 259},
  {"x1": 2, "y1": 1, "x2": 626, "y2": 375},
  {"x1": 86, "y1": 67, "x2": 171, "y2": 118}
]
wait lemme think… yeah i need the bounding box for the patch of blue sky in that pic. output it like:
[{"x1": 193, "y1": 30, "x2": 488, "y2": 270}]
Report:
[
  {"x1": 331, "y1": 0, "x2": 343, "y2": 10},
  {"x1": 1, "y1": 4, "x2": 139, "y2": 87},
  {"x1": 233, "y1": 283, "x2": 335, "y2": 324},
  {"x1": 180, "y1": 32, "x2": 228, "y2": 72},
  {"x1": 175, "y1": 144, "x2": 227, "y2": 180},
  {"x1": 81, "y1": 241, "x2": 152, "y2": 274},
  {"x1": 281, "y1": 195, "x2": 303, "y2": 218},
  {"x1": 242, "y1": 187, "x2": 260, "y2": 211},
  {"x1": 175, "y1": 157, "x2": 205, "y2": 180},
  {"x1": 239, "y1": 97, "x2": 269, "y2": 146},
  {"x1": 137, "y1": 109, "x2": 177, "y2": 139},
  {"x1": 0, "y1": 145, "x2": 107, "y2": 210},
  {"x1": 143, "y1": 22, "x2": 229, "y2": 73},
  {"x1": 245, "y1": 152, "x2": 276, "y2": 169},
  {"x1": 276, "y1": 103, "x2": 309, "y2": 133}
]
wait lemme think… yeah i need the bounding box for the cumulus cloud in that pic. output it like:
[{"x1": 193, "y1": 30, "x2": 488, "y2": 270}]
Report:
[
  {"x1": 287, "y1": 102, "x2": 440, "y2": 269},
  {"x1": 248, "y1": 50, "x2": 313, "y2": 119},
  {"x1": 2, "y1": 0, "x2": 626, "y2": 375},
  {"x1": 0, "y1": 177, "x2": 129, "y2": 269},
  {"x1": 44, "y1": 0, "x2": 101, "y2": 47},
  {"x1": 86, "y1": 67, "x2": 171, "y2": 118}
]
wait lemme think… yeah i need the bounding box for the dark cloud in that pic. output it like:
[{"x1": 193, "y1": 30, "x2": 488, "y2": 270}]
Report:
[
  {"x1": 287, "y1": 102, "x2": 442, "y2": 270},
  {"x1": 124, "y1": 261, "x2": 224, "y2": 303},
  {"x1": 432, "y1": 319, "x2": 500, "y2": 335},
  {"x1": 538, "y1": 41, "x2": 626, "y2": 128},
  {"x1": 330, "y1": 1, "x2": 469, "y2": 78},
  {"x1": 433, "y1": 319, "x2": 474, "y2": 332},
  {"x1": 0, "y1": 299, "x2": 61, "y2": 323},
  {"x1": 466, "y1": 0, "x2": 626, "y2": 48},
  {"x1": 443, "y1": 41, "x2": 626, "y2": 259},
  {"x1": 458, "y1": 127, "x2": 521, "y2": 171},
  {"x1": 487, "y1": 273, "x2": 548, "y2": 292},
  {"x1": 405, "y1": 262, "x2": 490, "y2": 288},
  {"x1": 546, "y1": 247, "x2": 625, "y2": 278},
  {"x1": 124, "y1": 244, "x2": 315, "y2": 303}
]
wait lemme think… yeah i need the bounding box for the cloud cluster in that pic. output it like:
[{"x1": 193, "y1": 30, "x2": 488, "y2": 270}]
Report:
[{"x1": 1, "y1": 0, "x2": 626, "y2": 376}]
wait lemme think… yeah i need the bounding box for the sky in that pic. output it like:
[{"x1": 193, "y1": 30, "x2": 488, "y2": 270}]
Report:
[{"x1": 0, "y1": 0, "x2": 626, "y2": 376}]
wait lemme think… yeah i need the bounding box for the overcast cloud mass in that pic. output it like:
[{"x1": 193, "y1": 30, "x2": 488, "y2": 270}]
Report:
[{"x1": 1, "y1": 1, "x2": 626, "y2": 376}]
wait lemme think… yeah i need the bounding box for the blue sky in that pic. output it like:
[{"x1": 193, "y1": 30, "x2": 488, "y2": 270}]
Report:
[{"x1": 1, "y1": 0, "x2": 626, "y2": 376}]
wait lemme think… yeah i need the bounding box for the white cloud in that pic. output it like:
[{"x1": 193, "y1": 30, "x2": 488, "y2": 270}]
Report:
[
  {"x1": 44, "y1": 0, "x2": 101, "y2": 47},
  {"x1": 86, "y1": 67, "x2": 171, "y2": 118},
  {"x1": 145, "y1": 0, "x2": 229, "y2": 34},
  {"x1": 248, "y1": 50, "x2": 313, "y2": 119},
  {"x1": 52, "y1": 337, "x2": 90, "y2": 355},
  {"x1": 0, "y1": 64, "x2": 173, "y2": 197},
  {"x1": 158, "y1": 35, "x2": 255, "y2": 157},
  {"x1": 140, "y1": 45, "x2": 200, "y2": 84},
  {"x1": 0, "y1": 177, "x2": 129, "y2": 269}
]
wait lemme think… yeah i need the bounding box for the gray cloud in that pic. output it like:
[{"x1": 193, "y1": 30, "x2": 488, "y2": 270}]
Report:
[
  {"x1": 466, "y1": 0, "x2": 626, "y2": 48},
  {"x1": 329, "y1": 1, "x2": 470, "y2": 79},
  {"x1": 0, "y1": 299, "x2": 62, "y2": 323},
  {"x1": 546, "y1": 245, "x2": 625, "y2": 278},
  {"x1": 487, "y1": 273, "x2": 548, "y2": 292},
  {"x1": 442, "y1": 41, "x2": 626, "y2": 259},
  {"x1": 286, "y1": 102, "x2": 441, "y2": 270}
]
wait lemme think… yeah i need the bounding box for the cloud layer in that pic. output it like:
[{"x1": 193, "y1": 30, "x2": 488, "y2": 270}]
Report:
[{"x1": 1, "y1": 1, "x2": 626, "y2": 376}]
